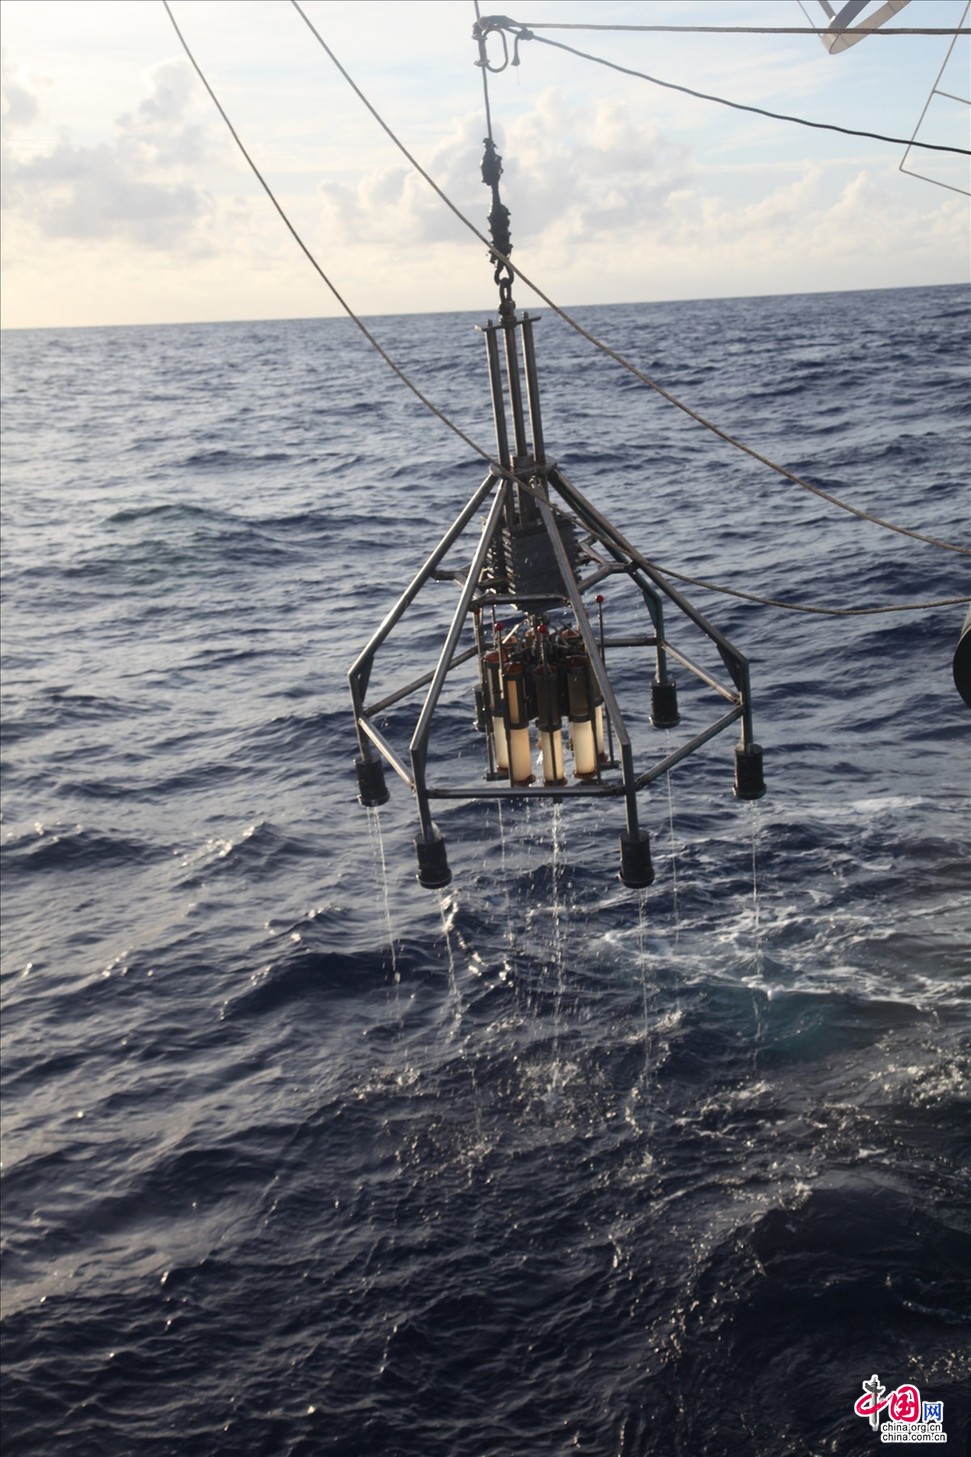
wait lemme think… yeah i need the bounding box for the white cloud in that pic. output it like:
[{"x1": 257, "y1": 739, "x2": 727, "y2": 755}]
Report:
[
  {"x1": 0, "y1": 61, "x2": 41, "y2": 130},
  {"x1": 314, "y1": 108, "x2": 484, "y2": 248},
  {"x1": 511, "y1": 158, "x2": 969, "y2": 307},
  {"x1": 1, "y1": 59, "x2": 215, "y2": 249},
  {"x1": 314, "y1": 87, "x2": 693, "y2": 263},
  {"x1": 0, "y1": 0, "x2": 966, "y2": 329}
]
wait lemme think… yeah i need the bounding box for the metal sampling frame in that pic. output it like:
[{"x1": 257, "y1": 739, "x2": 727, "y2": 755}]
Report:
[{"x1": 348, "y1": 306, "x2": 765, "y2": 888}]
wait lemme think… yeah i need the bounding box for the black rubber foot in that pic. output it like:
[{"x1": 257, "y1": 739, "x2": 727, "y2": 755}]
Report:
[
  {"x1": 415, "y1": 825, "x2": 452, "y2": 889},
  {"x1": 734, "y1": 743, "x2": 766, "y2": 800},
  {"x1": 355, "y1": 754, "x2": 389, "y2": 807},
  {"x1": 650, "y1": 678, "x2": 680, "y2": 728},
  {"x1": 619, "y1": 828, "x2": 654, "y2": 888}
]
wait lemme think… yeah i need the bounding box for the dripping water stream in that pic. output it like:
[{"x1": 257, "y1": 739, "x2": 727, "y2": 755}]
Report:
[
  {"x1": 624, "y1": 885, "x2": 654, "y2": 1143},
  {"x1": 748, "y1": 800, "x2": 766, "y2": 1074},
  {"x1": 497, "y1": 798, "x2": 513, "y2": 949},
  {"x1": 548, "y1": 799, "x2": 567, "y2": 1088},
  {"x1": 367, "y1": 807, "x2": 399, "y2": 994},
  {"x1": 665, "y1": 762, "x2": 681, "y2": 944},
  {"x1": 437, "y1": 886, "x2": 484, "y2": 1150},
  {"x1": 749, "y1": 800, "x2": 764, "y2": 977},
  {"x1": 636, "y1": 887, "x2": 651, "y2": 1086},
  {"x1": 437, "y1": 886, "x2": 461, "y2": 1041}
]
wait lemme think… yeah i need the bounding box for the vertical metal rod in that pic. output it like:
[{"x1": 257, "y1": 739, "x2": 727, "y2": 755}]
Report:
[
  {"x1": 633, "y1": 578, "x2": 672, "y2": 685},
  {"x1": 597, "y1": 596, "x2": 617, "y2": 766},
  {"x1": 503, "y1": 319, "x2": 529, "y2": 459},
  {"x1": 483, "y1": 322, "x2": 516, "y2": 532},
  {"x1": 736, "y1": 662, "x2": 757, "y2": 749},
  {"x1": 472, "y1": 607, "x2": 498, "y2": 777},
  {"x1": 483, "y1": 324, "x2": 511, "y2": 469},
  {"x1": 520, "y1": 314, "x2": 545, "y2": 465}
]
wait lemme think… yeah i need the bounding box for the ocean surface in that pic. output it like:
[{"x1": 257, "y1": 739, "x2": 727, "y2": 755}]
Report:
[{"x1": 1, "y1": 284, "x2": 968, "y2": 1456}]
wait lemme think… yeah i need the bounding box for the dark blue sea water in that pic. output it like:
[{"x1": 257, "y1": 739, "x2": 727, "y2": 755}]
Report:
[{"x1": 1, "y1": 285, "x2": 969, "y2": 1457}]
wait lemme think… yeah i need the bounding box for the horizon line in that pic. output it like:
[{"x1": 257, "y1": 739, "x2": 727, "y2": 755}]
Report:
[{"x1": 2, "y1": 279, "x2": 968, "y2": 334}]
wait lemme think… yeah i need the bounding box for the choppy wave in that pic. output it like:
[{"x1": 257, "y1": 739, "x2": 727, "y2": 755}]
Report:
[{"x1": 1, "y1": 286, "x2": 969, "y2": 1457}]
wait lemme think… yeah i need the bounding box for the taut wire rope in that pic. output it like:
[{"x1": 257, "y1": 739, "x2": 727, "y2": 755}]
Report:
[
  {"x1": 472, "y1": 15, "x2": 971, "y2": 155},
  {"x1": 160, "y1": 3, "x2": 511, "y2": 481},
  {"x1": 507, "y1": 22, "x2": 968, "y2": 37},
  {"x1": 473, "y1": 0, "x2": 494, "y2": 146},
  {"x1": 291, "y1": 0, "x2": 970, "y2": 561},
  {"x1": 161, "y1": 1, "x2": 969, "y2": 617}
]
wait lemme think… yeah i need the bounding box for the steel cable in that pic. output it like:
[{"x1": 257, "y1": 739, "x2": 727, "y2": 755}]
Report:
[
  {"x1": 162, "y1": 1, "x2": 970, "y2": 616},
  {"x1": 292, "y1": 0, "x2": 970, "y2": 560},
  {"x1": 477, "y1": 16, "x2": 971, "y2": 155}
]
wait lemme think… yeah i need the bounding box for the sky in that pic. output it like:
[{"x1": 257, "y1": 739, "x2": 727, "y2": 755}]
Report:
[{"x1": 1, "y1": 0, "x2": 969, "y2": 328}]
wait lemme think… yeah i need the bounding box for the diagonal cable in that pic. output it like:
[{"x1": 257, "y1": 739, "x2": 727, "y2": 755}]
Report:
[
  {"x1": 161, "y1": 1, "x2": 969, "y2": 615},
  {"x1": 483, "y1": 16, "x2": 971, "y2": 155},
  {"x1": 291, "y1": 0, "x2": 969, "y2": 559},
  {"x1": 161, "y1": 0, "x2": 518, "y2": 491}
]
